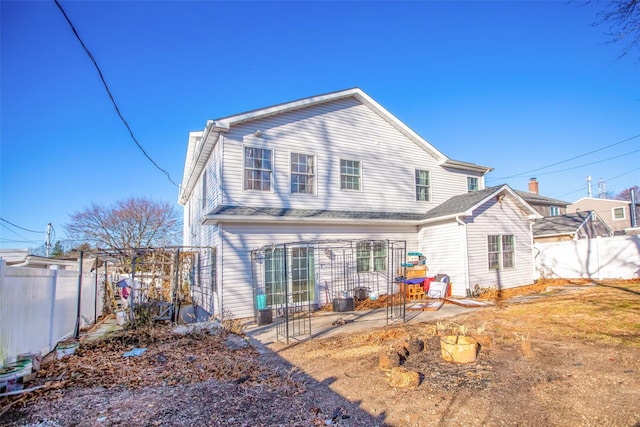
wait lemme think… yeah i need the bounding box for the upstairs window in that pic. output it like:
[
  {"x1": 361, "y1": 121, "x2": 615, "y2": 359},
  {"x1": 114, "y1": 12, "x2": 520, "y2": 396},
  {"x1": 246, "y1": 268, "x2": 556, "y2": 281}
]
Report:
[
  {"x1": 340, "y1": 159, "x2": 361, "y2": 190},
  {"x1": 488, "y1": 234, "x2": 515, "y2": 270},
  {"x1": 291, "y1": 153, "x2": 315, "y2": 194},
  {"x1": 467, "y1": 177, "x2": 479, "y2": 192},
  {"x1": 612, "y1": 207, "x2": 625, "y2": 221},
  {"x1": 550, "y1": 206, "x2": 560, "y2": 216},
  {"x1": 415, "y1": 169, "x2": 430, "y2": 201},
  {"x1": 244, "y1": 147, "x2": 272, "y2": 191}
]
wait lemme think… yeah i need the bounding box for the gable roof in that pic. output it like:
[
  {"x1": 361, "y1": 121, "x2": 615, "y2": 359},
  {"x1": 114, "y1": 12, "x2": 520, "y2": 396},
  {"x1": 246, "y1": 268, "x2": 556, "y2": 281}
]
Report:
[
  {"x1": 179, "y1": 88, "x2": 492, "y2": 204},
  {"x1": 421, "y1": 185, "x2": 542, "y2": 222},
  {"x1": 515, "y1": 190, "x2": 569, "y2": 207},
  {"x1": 532, "y1": 211, "x2": 612, "y2": 238}
]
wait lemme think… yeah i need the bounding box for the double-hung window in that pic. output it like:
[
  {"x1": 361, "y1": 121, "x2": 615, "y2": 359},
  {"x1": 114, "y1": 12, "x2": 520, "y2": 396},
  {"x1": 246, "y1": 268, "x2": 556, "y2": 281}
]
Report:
[
  {"x1": 340, "y1": 159, "x2": 361, "y2": 190},
  {"x1": 244, "y1": 147, "x2": 272, "y2": 191},
  {"x1": 357, "y1": 241, "x2": 387, "y2": 272},
  {"x1": 415, "y1": 169, "x2": 430, "y2": 201},
  {"x1": 291, "y1": 153, "x2": 315, "y2": 194},
  {"x1": 467, "y1": 177, "x2": 479, "y2": 192},
  {"x1": 488, "y1": 234, "x2": 515, "y2": 270}
]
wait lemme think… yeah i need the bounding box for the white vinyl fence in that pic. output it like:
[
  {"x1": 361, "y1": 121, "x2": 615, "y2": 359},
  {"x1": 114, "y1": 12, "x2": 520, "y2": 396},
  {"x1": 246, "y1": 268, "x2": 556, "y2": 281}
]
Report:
[
  {"x1": 534, "y1": 235, "x2": 640, "y2": 280},
  {"x1": 0, "y1": 260, "x2": 103, "y2": 366}
]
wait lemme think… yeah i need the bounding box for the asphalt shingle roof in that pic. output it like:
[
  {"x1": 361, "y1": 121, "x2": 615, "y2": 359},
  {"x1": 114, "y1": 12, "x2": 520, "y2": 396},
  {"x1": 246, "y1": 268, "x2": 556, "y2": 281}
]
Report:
[
  {"x1": 515, "y1": 191, "x2": 569, "y2": 206},
  {"x1": 209, "y1": 206, "x2": 427, "y2": 221},
  {"x1": 532, "y1": 211, "x2": 592, "y2": 236},
  {"x1": 422, "y1": 186, "x2": 504, "y2": 220}
]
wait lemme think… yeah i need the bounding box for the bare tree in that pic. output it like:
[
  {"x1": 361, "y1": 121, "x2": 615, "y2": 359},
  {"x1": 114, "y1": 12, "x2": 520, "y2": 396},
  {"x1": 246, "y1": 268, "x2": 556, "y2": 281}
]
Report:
[
  {"x1": 595, "y1": 0, "x2": 640, "y2": 60},
  {"x1": 616, "y1": 185, "x2": 640, "y2": 201},
  {"x1": 65, "y1": 197, "x2": 181, "y2": 250}
]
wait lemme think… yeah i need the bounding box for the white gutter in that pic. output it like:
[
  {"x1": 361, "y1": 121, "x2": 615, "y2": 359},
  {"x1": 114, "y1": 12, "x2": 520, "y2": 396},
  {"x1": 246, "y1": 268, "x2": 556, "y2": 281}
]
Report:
[
  {"x1": 456, "y1": 216, "x2": 471, "y2": 296},
  {"x1": 418, "y1": 211, "x2": 472, "y2": 225}
]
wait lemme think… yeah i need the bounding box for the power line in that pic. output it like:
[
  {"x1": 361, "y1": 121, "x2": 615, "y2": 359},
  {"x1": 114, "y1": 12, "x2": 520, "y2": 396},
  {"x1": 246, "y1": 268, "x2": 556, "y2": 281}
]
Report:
[
  {"x1": 0, "y1": 223, "x2": 41, "y2": 246},
  {"x1": 53, "y1": 0, "x2": 179, "y2": 188},
  {"x1": 533, "y1": 149, "x2": 640, "y2": 177},
  {"x1": 488, "y1": 133, "x2": 640, "y2": 182},
  {"x1": 0, "y1": 217, "x2": 44, "y2": 233},
  {"x1": 552, "y1": 167, "x2": 640, "y2": 199}
]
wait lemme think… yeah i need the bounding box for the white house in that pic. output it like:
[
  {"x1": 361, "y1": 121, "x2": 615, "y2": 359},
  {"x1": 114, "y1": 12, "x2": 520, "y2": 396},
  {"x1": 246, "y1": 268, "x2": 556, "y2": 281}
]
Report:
[{"x1": 179, "y1": 88, "x2": 541, "y2": 319}]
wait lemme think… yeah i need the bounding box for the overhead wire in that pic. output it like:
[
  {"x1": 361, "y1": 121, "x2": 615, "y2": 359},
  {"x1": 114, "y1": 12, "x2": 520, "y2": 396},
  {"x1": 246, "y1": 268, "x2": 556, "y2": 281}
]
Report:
[
  {"x1": 528, "y1": 148, "x2": 640, "y2": 177},
  {"x1": 487, "y1": 133, "x2": 640, "y2": 182},
  {"x1": 552, "y1": 167, "x2": 640, "y2": 199},
  {"x1": 0, "y1": 217, "x2": 44, "y2": 233},
  {"x1": 0, "y1": 223, "x2": 41, "y2": 246},
  {"x1": 53, "y1": 0, "x2": 179, "y2": 188}
]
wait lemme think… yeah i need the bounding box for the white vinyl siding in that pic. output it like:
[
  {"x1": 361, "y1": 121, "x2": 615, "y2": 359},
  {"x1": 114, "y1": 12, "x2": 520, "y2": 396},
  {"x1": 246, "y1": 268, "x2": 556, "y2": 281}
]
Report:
[
  {"x1": 418, "y1": 221, "x2": 467, "y2": 297},
  {"x1": 466, "y1": 197, "x2": 534, "y2": 290},
  {"x1": 416, "y1": 169, "x2": 431, "y2": 201},
  {"x1": 219, "y1": 99, "x2": 472, "y2": 213},
  {"x1": 219, "y1": 224, "x2": 419, "y2": 318},
  {"x1": 202, "y1": 170, "x2": 207, "y2": 209}
]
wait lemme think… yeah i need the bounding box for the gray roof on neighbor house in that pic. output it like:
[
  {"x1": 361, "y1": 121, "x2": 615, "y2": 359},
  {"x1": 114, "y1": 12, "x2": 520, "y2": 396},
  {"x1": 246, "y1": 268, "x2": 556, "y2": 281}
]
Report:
[
  {"x1": 208, "y1": 205, "x2": 427, "y2": 221},
  {"x1": 422, "y1": 186, "x2": 505, "y2": 220},
  {"x1": 515, "y1": 190, "x2": 569, "y2": 206},
  {"x1": 532, "y1": 211, "x2": 592, "y2": 236}
]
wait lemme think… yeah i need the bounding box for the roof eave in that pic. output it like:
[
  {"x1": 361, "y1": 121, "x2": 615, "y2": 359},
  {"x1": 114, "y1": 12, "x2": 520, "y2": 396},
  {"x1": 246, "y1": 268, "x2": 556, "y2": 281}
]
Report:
[
  {"x1": 441, "y1": 159, "x2": 494, "y2": 174},
  {"x1": 202, "y1": 215, "x2": 421, "y2": 227}
]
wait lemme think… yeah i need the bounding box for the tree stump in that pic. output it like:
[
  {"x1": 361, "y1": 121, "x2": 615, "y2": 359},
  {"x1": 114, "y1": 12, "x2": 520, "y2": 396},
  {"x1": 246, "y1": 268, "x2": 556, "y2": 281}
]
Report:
[
  {"x1": 378, "y1": 349, "x2": 401, "y2": 371},
  {"x1": 387, "y1": 367, "x2": 420, "y2": 389}
]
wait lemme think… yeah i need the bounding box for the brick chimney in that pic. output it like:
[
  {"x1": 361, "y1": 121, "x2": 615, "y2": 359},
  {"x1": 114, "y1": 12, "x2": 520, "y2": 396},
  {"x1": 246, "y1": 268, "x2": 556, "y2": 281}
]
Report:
[{"x1": 528, "y1": 177, "x2": 539, "y2": 194}]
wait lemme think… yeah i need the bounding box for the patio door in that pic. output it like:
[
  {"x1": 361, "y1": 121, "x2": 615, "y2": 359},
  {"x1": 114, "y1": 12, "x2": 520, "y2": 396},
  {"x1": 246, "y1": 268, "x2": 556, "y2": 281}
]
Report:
[{"x1": 264, "y1": 247, "x2": 315, "y2": 306}]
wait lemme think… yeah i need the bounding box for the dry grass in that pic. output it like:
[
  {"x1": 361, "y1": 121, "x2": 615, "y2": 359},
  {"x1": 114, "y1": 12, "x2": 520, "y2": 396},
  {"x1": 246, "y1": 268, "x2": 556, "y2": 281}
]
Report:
[{"x1": 457, "y1": 280, "x2": 640, "y2": 347}]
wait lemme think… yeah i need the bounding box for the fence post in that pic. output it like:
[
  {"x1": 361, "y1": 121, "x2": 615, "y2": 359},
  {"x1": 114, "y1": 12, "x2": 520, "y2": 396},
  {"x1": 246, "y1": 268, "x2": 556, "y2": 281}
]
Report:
[
  {"x1": 73, "y1": 251, "x2": 84, "y2": 339},
  {"x1": 48, "y1": 268, "x2": 58, "y2": 351}
]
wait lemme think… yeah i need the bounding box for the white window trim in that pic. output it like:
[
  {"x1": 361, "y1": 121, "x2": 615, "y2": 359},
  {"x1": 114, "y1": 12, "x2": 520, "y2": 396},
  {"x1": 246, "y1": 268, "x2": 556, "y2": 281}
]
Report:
[
  {"x1": 289, "y1": 151, "x2": 318, "y2": 196},
  {"x1": 612, "y1": 206, "x2": 626, "y2": 221},
  {"x1": 340, "y1": 159, "x2": 362, "y2": 192},
  {"x1": 415, "y1": 169, "x2": 431, "y2": 202},
  {"x1": 242, "y1": 144, "x2": 274, "y2": 193},
  {"x1": 467, "y1": 176, "x2": 479, "y2": 192},
  {"x1": 487, "y1": 234, "x2": 515, "y2": 270}
]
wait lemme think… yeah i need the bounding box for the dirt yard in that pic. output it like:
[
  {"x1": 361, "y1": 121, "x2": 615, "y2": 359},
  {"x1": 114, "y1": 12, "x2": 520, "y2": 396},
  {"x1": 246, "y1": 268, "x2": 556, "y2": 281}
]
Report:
[{"x1": 2, "y1": 280, "x2": 639, "y2": 426}]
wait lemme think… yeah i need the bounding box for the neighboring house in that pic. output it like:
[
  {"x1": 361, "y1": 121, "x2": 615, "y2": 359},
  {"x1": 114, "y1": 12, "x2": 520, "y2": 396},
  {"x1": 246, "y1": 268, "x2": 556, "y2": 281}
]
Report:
[
  {"x1": 179, "y1": 88, "x2": 541, "y2": 319},
  {"x1": 515, "y1": 178, "x2": 569, "y2": 217},
  {"x1": 568, "y1": 197, "x2": 634, "y2": 234},
  {"x1": 532, "y1": 211, "x2": 613, "y2": 243},
  {"x1": 0, "y1": 249, "x2": 78, "y2": 270}
]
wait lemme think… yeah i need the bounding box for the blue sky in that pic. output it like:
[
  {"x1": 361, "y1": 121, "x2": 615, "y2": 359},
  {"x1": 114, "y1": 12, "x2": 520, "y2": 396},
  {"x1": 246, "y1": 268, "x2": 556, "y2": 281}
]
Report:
[{"x1": 1, "y1": 1, "x2": 638, "y2": 250}]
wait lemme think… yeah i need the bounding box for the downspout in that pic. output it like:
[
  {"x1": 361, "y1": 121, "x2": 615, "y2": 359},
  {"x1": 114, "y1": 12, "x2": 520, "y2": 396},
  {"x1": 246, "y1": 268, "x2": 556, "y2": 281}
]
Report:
[
  {"x1": 530, "y1": 219, "x2": 537, "y2": 281},
  {"x1": 456, "y1": 216, "x2": 470, "y2": 297},
  {"x1": 631, "y1": 188, "x2": 637, "y2": 228}
]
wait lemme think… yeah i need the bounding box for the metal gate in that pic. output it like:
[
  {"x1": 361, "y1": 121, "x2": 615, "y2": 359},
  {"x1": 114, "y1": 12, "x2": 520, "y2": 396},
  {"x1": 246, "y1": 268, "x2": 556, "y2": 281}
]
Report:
[{"x1": 251, "y1": 239, "x2": 407, "y2": 344}]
